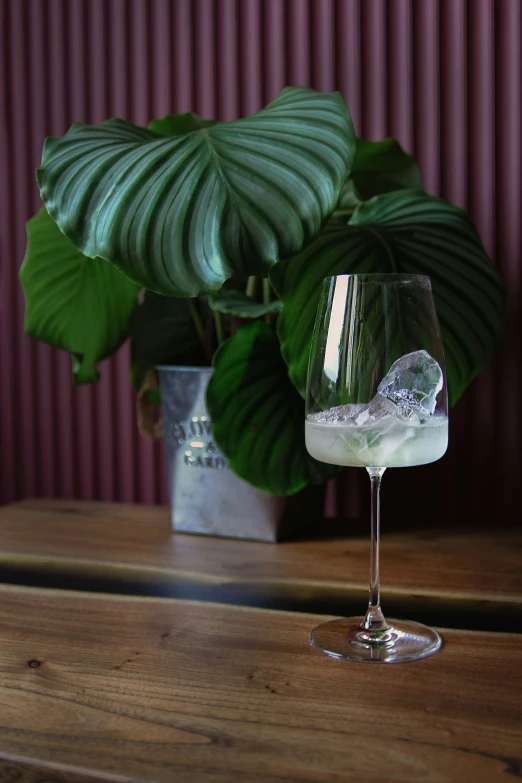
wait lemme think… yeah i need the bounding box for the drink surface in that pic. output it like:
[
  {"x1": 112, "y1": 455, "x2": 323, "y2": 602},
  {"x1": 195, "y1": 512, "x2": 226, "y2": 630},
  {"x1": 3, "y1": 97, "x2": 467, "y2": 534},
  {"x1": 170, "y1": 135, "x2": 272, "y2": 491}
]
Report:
[{"x1": 305, "y1": 415, "x2": 448, "y2": 468}]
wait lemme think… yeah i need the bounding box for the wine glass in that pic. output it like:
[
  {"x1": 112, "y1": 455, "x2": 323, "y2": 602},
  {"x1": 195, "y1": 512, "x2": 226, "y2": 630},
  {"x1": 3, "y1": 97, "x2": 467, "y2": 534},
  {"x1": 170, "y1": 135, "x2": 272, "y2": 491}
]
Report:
[{"x1": 305, "y1": 274, "x2": 448, "y2": 663}]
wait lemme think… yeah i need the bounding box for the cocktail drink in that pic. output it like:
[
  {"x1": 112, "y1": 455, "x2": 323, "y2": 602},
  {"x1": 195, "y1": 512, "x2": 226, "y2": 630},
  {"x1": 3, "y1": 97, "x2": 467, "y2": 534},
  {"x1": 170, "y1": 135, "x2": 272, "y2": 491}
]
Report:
[{"x1": 306, "y1": 275, "x2": 448, "y2": 663}]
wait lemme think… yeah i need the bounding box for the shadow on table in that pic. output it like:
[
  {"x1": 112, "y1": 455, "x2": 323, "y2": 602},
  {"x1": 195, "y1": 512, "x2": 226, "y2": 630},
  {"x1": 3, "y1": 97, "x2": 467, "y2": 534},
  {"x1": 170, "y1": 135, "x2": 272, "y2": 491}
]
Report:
[{"x1": 0, "y1": 556, "x2": 519, "y2": 635}]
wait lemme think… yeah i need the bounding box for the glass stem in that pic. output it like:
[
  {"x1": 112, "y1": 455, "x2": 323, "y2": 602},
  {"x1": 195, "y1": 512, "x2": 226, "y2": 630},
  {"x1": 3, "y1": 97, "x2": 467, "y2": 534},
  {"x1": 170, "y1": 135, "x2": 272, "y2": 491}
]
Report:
[
  {"x1": 362, "y1": 467, "x2": 388, "y2": 632},
  {"x1": 214, "y1": 310, "x2": 224, "y2": 346}
]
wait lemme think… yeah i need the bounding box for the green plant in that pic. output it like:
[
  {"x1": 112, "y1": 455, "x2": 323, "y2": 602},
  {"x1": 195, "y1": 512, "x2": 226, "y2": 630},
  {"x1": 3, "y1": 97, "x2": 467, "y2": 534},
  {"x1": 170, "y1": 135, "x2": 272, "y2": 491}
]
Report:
[{"x1": 20, "y1": 87, "x2": 507, "y2": 495}]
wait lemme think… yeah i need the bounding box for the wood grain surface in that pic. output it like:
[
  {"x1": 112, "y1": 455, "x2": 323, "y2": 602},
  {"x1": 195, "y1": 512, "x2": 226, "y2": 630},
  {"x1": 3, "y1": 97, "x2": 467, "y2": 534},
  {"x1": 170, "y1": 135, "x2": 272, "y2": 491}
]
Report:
[
  {"x1": 1, "y1": 500, "x2": 521, "y2": 602},
  {"x1": 0, "y1": 584, "x2": 520, "y2": 783}
]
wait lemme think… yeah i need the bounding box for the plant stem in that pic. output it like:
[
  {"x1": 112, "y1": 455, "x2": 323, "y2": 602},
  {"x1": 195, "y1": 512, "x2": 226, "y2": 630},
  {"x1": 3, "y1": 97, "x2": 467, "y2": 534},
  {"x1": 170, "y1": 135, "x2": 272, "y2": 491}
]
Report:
[
  {"x1": 262, "y1": 277, "x2": 271, "y2": 305},
  {"x1": 214, "y1": 310, "x2": 225, "y2": 346},
  {"x1": 188, "y1": 299, "x2": 206, "y2": 351},
  {"x1": 246, "y1": 276, "x2": 257, "y2": 298},
  {"x1": 333, "y1": 208, "x2": 356, "y2": 220},
  {"x1": 262, "y1": 278, "x2": 272, "y2": 325}
]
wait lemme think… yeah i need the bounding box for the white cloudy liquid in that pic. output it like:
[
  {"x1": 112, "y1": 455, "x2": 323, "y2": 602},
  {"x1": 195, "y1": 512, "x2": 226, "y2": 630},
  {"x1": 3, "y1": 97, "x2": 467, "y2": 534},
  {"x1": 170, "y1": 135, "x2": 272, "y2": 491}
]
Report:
[{"x1": 305, "y1": 416, "x2": 448, "y2": 468}]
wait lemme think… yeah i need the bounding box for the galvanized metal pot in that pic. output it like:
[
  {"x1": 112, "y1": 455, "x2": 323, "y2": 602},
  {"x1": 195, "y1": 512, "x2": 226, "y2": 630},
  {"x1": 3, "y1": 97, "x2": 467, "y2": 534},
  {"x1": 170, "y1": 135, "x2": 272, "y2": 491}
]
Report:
[{"x1": 157, "y1": 366, "x2": 324, "y2": 542}]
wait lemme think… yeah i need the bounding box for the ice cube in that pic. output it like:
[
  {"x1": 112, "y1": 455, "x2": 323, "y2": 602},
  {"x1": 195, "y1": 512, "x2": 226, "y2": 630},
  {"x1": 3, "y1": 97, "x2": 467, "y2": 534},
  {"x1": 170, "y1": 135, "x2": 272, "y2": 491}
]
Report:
[
  {"x1": 377, "y1": 350, "x2": 443, "y2": 422},
  {"x1": 355, "y1": 396, "x2": 397, "y2": 426},
  {"x1": 310, "y1": 402, "x2": 368, "y2": 424},
  {"x1": 309, "y1": 351, "x2": 443, "y2": 428}
]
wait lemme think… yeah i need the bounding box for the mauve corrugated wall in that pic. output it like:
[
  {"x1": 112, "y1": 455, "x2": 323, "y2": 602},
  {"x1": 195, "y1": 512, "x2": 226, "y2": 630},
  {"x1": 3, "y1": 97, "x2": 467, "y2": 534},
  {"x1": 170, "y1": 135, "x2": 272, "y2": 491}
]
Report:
[{"x1": 1, "y1": 0, "x2": 521, "y2": 526}]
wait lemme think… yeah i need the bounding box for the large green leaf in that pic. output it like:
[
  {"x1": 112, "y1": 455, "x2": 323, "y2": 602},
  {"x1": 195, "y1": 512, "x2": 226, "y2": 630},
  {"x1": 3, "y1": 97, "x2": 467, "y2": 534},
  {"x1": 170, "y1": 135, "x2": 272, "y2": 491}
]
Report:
[
  {"x1": 206, "y1": 321, "x2": 338, "y2": 495},
  {"x1": 208, "y1": 289, "x2": 282, "y2": 318},
  {"x1": 351, "y1": 137, "x2": 422, "y2": 198},
  {"x1": 336, "y1": 137, "x2": 422, "y2": 210},
  {"x1": 148, "y1": 112, "x2": 218, "y2": 137},
  {"x1": 129, "y1": 292, "x2": 211, "y2": 392},
  {"x1": 37, "y1": 87, "x2": 355, "y2": 298},
  {"x1": 20, "y1": 207, "x2": 140, "y2": 383},
  {"x1": 271, "y1": 190, "x2": 507, "y2": 405}
]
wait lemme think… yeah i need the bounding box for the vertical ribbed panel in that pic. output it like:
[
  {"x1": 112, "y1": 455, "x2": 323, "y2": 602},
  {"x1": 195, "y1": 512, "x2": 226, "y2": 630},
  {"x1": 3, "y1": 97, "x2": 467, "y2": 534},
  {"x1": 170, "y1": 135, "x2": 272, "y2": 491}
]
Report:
[{"x1": 1, "y1": 0, "x2": 520, "y2": 527}]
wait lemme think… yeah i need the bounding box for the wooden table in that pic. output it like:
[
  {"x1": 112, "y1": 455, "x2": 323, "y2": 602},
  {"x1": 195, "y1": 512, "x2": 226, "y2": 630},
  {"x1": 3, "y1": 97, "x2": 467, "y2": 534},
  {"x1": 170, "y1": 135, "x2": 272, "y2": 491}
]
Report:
[{"x1": 0, "y1": 500, "x2": 521, "y2": 782}]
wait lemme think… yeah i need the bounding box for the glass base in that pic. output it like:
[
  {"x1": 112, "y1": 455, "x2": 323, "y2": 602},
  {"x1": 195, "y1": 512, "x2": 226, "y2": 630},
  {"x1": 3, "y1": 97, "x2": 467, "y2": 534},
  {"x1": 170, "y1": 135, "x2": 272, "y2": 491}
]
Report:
[{"x1": 310, "y1": 617, "x2": 442, "y2": 663}]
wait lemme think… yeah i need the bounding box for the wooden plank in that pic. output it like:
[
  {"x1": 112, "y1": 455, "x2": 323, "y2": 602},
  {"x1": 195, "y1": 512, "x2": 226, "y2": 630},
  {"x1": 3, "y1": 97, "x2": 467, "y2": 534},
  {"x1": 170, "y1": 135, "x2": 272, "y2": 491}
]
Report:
[
  {"x1": 1, "y1": 500, "x2": 522, "y2": 601},
  {"x1": 0, "y1": 585, "x2": 520, "y2": 783}
]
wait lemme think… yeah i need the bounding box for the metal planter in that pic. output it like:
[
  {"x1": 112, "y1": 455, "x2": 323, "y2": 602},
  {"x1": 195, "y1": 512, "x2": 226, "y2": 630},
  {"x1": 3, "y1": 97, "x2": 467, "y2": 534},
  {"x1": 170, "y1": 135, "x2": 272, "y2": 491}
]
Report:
[{"x1": 158, "y1": 366, "x2": 323, "y2": 542}]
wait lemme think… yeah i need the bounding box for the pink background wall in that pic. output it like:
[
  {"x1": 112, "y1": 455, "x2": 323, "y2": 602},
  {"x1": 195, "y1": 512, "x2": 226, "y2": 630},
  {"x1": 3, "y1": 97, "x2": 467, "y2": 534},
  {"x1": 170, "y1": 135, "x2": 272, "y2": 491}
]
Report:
[{"x1": 1, "y1": 0, "x2": 521, "y2": 527}]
